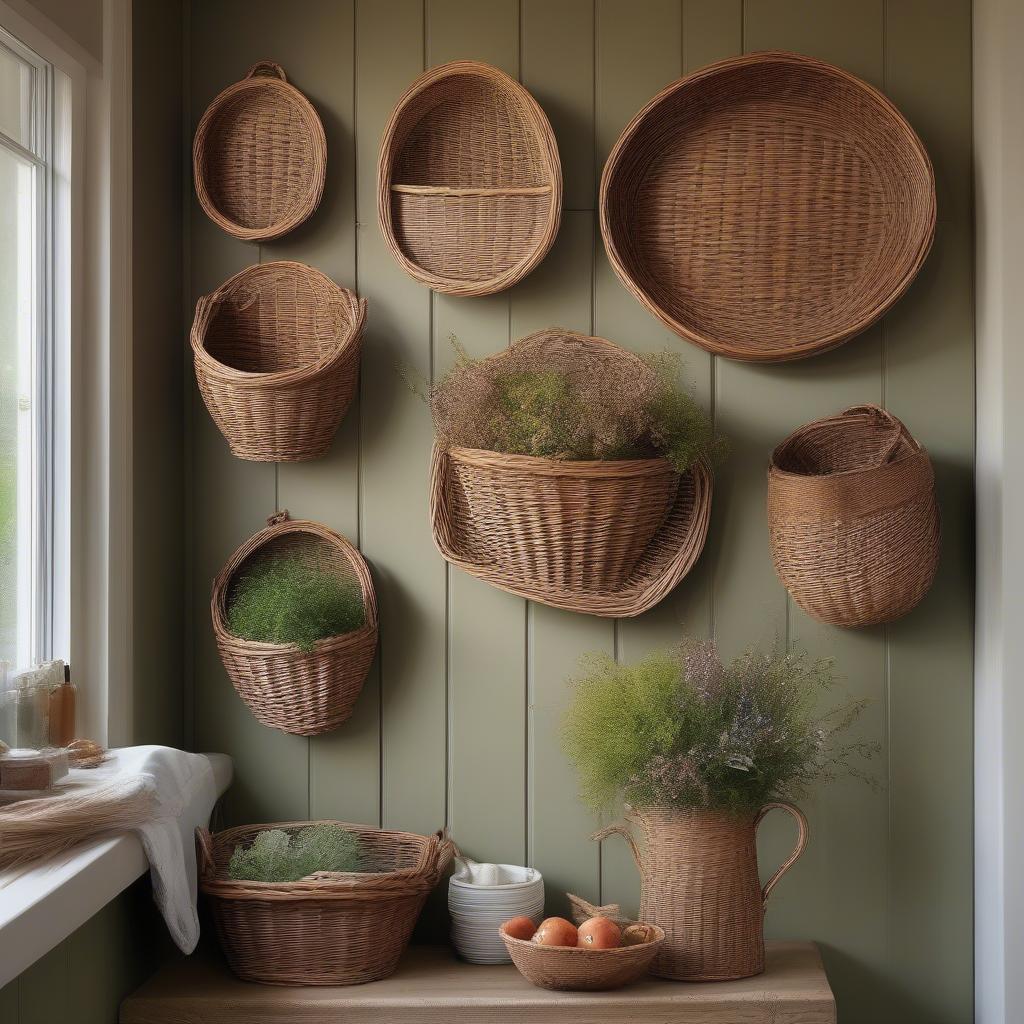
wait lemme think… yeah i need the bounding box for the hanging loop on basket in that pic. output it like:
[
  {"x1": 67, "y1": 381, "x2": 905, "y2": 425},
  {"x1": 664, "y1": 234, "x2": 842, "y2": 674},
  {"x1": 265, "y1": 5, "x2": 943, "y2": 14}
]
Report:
[
  {"x1": 755, "y1": 802, "x2": 809, "y2": 906},
  {"x1": 591, "y1": 820, "x2": 644, "y2": 880},
  {"x1": 246, "y1": 60, "x2": 287, "y2": 81},
  {"x1": 195, "y1": 827, "x2": 216, "y2": 878},
  {"x1": 267, "y1": 509, "x2": 290, "y2": 527},
  {"x1": 841, "y1": 404, "x2": 913, "y2": 466}
]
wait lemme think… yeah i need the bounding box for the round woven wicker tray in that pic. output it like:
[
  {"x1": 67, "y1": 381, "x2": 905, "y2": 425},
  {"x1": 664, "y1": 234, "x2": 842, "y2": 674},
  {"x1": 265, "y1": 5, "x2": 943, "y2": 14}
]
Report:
[
  {"x1": 378, "y1": 61, "x2": 561, "y2": 296},
  {"x1": 600, "y1": 51, "x2": 935, "y2": 362},
  {"x1": 194, "y1": 61, "x2": 326, "y2": 242}
]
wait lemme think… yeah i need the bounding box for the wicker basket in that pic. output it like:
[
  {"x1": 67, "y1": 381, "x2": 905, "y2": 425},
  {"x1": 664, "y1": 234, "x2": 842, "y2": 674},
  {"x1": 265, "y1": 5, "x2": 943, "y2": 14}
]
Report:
[
  {"x1": 600, "y1": 51, "x2": 935, "y2": 362},
  {"x1": 594, "y1": 804, "x2": 807, "y2": 981},
  {"x1": 767, "y1": 404, "x2": 940, "y2": 627},
  {"x1": 378, "y1": 61, "x2": 561, "y2": 296},
  {"x1": 500, "y1": 924, "x2": 665, "y2": 992},
  {"x1": 212, "y1": 512, "x2": 378, "y2": 736},
  {"x1": 197, "y1": 822, "x2": 454, "y2": 986},
  {"x1": 193, "y1": 61, "x2": 326, "y2": 241},
  {"x1": 191, "y1": 261, "x2": 366, "y2": 462}
]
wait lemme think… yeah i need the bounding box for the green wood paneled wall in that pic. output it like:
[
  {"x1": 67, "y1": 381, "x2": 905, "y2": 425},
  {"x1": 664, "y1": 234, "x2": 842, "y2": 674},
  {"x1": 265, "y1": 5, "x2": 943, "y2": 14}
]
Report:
[{"x1": 185, "y1": 3, "x2": 974, "y2": 1021}]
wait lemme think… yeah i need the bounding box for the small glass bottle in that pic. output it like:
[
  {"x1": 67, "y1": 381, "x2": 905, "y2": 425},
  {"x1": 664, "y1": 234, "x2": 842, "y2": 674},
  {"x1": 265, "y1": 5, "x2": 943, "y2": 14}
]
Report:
[
  {"x1": 48, "y1": 663, "x2": 76, "y2": 747},
  {"x1": 15, "y1": 671, "x2": 47, "y2": 749}
]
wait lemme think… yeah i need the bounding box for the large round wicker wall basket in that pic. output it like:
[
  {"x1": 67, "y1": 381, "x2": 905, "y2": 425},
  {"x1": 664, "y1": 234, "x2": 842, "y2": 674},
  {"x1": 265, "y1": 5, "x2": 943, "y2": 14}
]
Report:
[
  {"x1": 600, "y1": 51, "x2": 936, "y2": 362},
  {"x1": 767, "y1": 405, "x2": 940, "y2": 627},
  {"x1": 378, "y1": 61, "x2": 562, "y2": 297},
  {"x1": 191, "y1": 261, "x2": 366, "y2": 462},
  {"x1": 212, "y1": 513, "x2": 378, "y2": 736},
  {"x1": 429, "y1": 331, "x2": 712, "y2": 617},
  {"x1": 193, "y1": 61, "x2": 326, "y2": 242}
]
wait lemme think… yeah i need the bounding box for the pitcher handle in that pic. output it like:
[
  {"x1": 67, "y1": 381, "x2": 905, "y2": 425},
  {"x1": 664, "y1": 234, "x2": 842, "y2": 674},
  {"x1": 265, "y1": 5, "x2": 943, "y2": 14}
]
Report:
[
  {"x1": 755, "y1": 801, "x2": 809, "y2": 906},
  {"x1": 591, "y1": 821, "x2": 643, "y2": 878}
]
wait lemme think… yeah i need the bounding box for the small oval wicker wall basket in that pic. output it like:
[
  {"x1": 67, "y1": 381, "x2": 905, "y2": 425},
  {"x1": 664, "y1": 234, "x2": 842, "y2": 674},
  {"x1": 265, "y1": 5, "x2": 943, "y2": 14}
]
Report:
[
  {"x1": 197, "y1": 822, "x2": 453, "y2": 986},
  {"x1": 193, "y1": 61, "x2": 326, "y2": 241},
  {"x1": 212, "y1": 513, "x2": 378, "y2": 736},
  {"x1": 191, "y1": 261, "x2": 366, "y2": 462},
  {"x1": 767, "y1": 404, "x2": 940, "y2": 627},
  {"x1": 600, "y1": 51, "x2": 936, "y2": 362},
  {"x1": 429, "y1": 331, "x2": 712, "y2": 617},
  {"x1": 378, "y1": 61, "x2": 562, "y2": 297}
]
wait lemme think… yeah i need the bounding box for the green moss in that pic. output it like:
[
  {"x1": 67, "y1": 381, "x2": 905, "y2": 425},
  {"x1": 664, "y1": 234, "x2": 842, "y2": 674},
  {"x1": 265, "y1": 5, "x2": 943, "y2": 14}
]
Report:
[
  {"x1": 228, "y1": 823, "x2": 364, "y2": 882},
  {"x1": 226, "y1": 555, "x2": 365, "y2": 654}
]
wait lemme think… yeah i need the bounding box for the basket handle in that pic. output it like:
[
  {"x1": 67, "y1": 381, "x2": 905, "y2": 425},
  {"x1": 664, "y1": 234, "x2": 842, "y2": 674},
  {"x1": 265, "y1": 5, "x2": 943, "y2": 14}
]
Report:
[
  {"x1": 267, "y1": 509, "x2": 290, "y2": 527},
  {"x1": 195, "y1": 827, "x2": 216, "y2": 878},
  {"x1": 755, "y1": 802, "x2": 808, "y2": 906},
  {"x1": 841, "y1": 404, "x2": 914, "y2": 466},
  {"x1": 590, "y1": 821, "x2": 644, "y2": 880},
  {"x1": 246, "y1": 60, "x2": 287, "y2": 81}
]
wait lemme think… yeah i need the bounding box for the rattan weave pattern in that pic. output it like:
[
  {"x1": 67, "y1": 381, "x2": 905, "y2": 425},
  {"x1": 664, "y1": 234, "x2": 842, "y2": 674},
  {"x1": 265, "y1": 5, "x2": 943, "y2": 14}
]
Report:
[
  {"x1": 197, "y1": 822, "x2": 453, "y2": 987},
  {"x1": 193, "y1": 61, "x2": 326, "y2": 241},
  {"x1": 212, "y1": 513, "x2": 378, "y2": 737},
  {"x1": 378, "y1": 61, "x2": 561, "y2": 296},
  {"x1": 767, "y1": 404, "x2": 940, "y2": 627},
  {"x1": 191, "y1": 261, "x2": 366, "y2": 462},
  {"x1": 600, "y1": 51, "x2": 935, "y2": 361},
  {"x1": 595, "y1": 804, "x2": 808, "y2": 982}
]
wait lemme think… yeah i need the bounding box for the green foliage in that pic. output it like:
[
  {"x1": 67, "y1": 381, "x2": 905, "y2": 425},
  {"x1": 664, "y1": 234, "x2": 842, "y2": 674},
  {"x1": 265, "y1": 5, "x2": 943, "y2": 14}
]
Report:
[
  {"x1": 563, "y1": 640, "x2": 876, "y2": 815},
  {"x1": 228, "y1": 823, "x2": 365, "y2": 882},
  {"x1": 425, "y1": 334, "x2": 724, "y2": 473},
  {"x1": 226, "y1": 555, "x2": 365, "y2": 654}
]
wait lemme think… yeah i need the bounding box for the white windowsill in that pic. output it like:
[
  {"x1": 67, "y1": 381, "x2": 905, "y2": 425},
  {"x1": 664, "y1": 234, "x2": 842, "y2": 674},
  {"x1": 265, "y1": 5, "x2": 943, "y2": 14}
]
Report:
[{"x1": 0, "y1": 752, "x2": 232, "y2": 987}]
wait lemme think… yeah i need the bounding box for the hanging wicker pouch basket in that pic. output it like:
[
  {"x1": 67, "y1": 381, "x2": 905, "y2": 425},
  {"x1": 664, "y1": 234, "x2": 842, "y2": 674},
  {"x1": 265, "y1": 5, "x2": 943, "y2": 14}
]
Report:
[
  {"x1": 212, "y1": 512, "x2": 378, "y2": 736},
  {"x1": 193, "y1": 61, "x2": 326, "y2": 241},
  {"x1": 600, "y1": 51, "x2": 935, "y2": 361},
  {"x1": 197, "y1": 822, "x2": 454, "y2": 986},
  {"x1": 429, "y1": 331, "x2": 712, "y2": 617},
  {"x1": 191, "y1": 261, "x2": 366, "y2": 462},
  {"x1": 378, "y1": 61, "x2": 561, "y2": 296},
  {"x1": 767, "y1": 404, "x2": 940, "y2": 627}
]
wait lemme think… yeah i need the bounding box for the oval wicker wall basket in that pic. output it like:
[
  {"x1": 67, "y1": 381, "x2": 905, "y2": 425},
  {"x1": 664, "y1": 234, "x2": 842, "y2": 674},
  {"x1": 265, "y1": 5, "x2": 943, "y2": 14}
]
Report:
[
  {"x1": 429, "y1": 331, "x2": 713, "y2": 617},
  {"x1": 197, "y1": 822, "x2": 454, "y2": 986},
  {"x1": 211, "y1": 513, "x2": 378, "y2": 736},
  {"x1": 767, "y1": 404, "x2": 940, "y2": 628},
  {"x1": 191, "y1": 261, "x2": 366, "y2": 462},
  {"x1": 378, "y1": 60, "x2": 562, "y2": 297},
  {"x1": 600, "y1": 51, "x2": 936, "y2": 362},
  {"x1": 193, "y1": 61, "x2": 326, "y2": 241}
]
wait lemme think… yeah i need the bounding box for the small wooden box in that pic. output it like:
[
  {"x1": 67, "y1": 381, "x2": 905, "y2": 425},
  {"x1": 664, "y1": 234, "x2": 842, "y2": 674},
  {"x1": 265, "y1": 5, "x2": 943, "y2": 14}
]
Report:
[{"x1": 0, "y1": 749, "x2": 69, "y2": 791}]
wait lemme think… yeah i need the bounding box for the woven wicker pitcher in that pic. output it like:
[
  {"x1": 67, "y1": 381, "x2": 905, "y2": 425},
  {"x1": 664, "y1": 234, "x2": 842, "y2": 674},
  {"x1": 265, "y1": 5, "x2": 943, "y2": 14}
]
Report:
[{"x1": 594, "y1": 803, "x2": 808, "y2": 981}]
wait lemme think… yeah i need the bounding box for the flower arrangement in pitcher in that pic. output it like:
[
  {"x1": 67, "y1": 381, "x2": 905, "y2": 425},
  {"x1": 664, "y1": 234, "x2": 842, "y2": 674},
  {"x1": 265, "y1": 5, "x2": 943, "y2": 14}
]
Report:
[{"x1": 562, "y1": 638, "x2": 877, "y2": 815}]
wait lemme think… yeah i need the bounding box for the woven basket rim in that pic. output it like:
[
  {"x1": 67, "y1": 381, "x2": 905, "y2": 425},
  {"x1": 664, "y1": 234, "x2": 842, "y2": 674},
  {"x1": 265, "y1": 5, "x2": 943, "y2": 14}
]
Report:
[
  {"x1": 500, "y1": 926, "x2": 665, "y2": 959},
  {"x1": 769, "y1": 444, "x2": 931, "y2": 484},
  {"x1": 191, "y1": 261, "x2": 366, "y2": 389},
  {"x1": 377, "y1": 59, "x2": 562, "y2": 297},
  {"x1": 599, "y1": 49, "x2": 936, "y2": 362},
  {"x1": 211, "y1": 515, "x2": 378, "y2": 655},
  {"x1": 448, "y1": 446, "x2": 678, "y2": 479},
  {"x1": 193, "y1": 61, "x2": 327, "y2": 242}
]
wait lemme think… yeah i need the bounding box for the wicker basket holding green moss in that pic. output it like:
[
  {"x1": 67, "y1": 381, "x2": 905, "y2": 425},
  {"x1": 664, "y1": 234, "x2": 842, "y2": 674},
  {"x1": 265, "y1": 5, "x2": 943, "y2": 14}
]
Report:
[
  {"x1": 228, "y1": 823, "x2": 364, "y2": 882},
  {"x1": 212, "y1": 513, "x2": 378, "y2": 736},
  {"x1": 426, "y1": 329, "x2": 721, "y2": 616}
]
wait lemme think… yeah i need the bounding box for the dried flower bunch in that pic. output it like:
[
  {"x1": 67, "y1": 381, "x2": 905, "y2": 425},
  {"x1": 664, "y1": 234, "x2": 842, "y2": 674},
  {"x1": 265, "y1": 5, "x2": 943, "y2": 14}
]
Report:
[
  {"x1": 226, "y1": 554, "x2": 365, "y2": 654},
  {"x1": 423, "y1": 333, "x2": 724, "y2": 474},
  {"x1": 563, "y1": 639, "x2": 876, "y2": 815},
  {"x1": 228, "y1": 823, "x2": 364, "y2": 883}
]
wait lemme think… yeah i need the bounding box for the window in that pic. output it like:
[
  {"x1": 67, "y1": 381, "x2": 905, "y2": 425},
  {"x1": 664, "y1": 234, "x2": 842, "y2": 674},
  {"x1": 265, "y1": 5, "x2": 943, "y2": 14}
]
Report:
[{"x1": 0, "y1": 25, "x2": 70, "y2": 671}]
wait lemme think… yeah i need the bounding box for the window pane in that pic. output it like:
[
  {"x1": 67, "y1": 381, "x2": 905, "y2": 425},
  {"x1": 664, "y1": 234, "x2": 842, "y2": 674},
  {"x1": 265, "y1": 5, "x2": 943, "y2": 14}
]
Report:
[
  {"x1": 0, "y1": 43, "x2": 33, "y2": 149},
  {"x1": 0, "y1": 145, "x2": 37, "y2": 668}
]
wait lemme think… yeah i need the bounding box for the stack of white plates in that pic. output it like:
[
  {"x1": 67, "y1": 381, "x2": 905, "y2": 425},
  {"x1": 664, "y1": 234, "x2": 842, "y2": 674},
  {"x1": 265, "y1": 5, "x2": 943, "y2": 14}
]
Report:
[{"x1": 449, "y1": 857, "x2": 545, "y2": 964}]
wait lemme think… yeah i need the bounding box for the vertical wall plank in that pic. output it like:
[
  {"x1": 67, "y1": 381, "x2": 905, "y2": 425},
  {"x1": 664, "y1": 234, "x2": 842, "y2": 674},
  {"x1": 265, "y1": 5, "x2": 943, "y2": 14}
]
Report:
[
  {"x1": 18, "y1": 944, "x2": 68, "y2": 1024},
  {"x1": 0, "y1": 979, "x2": 16, "y2": 1022},
  {"x1": 189, "y1": 0, "x2": 308, "y2": 824},
  {"x1": 883, "y1": 3, "x2": 974, "y2": 1022}
]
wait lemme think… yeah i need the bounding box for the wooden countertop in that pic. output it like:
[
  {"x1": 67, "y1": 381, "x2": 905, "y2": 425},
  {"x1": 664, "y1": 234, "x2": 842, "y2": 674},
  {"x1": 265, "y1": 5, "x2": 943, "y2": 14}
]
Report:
[{"x1": 120, "y1": 940, "x2": 836, "y2": 1023}]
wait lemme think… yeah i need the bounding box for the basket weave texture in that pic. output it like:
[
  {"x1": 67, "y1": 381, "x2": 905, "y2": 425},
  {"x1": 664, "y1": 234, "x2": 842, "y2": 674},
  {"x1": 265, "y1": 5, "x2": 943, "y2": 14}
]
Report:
[
  {"x1": 595, "y1": 804, "x2": 807, "y2": 981},
  {"x1": 197, "y1": 822, "x2": 453, "y2": 986},
  {"x1": 378, "y1": 61, "x2": 561, "y2": 296},
  {"x1": 767, "y1": 404, "x2": 940, "y2": 627},
  {"x1": 192, "y1": 261, "x2": 366, "y2": 462},
  {"x1": 193, "y1": 61, "x2": 326, "y2": 241},
  {"x1": 428, "y1": 332, "x2": 712, "y2": 617},
  {"x1": 600, "y1": 51, "x2": 935, "y2": 362},
  {"x1": 212, "y1": 513, "x2": 378, "y2": 736},
  {"x1": 500, "y1": 925, "x2": 665, "y2": 992}
]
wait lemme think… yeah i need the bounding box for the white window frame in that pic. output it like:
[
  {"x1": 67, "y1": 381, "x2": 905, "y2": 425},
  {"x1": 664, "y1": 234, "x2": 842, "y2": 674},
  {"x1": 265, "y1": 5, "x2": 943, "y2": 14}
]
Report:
[{"x1": 0, "y1": 0, "x2": 133, "y2": 747}]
